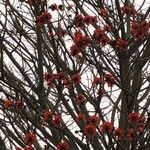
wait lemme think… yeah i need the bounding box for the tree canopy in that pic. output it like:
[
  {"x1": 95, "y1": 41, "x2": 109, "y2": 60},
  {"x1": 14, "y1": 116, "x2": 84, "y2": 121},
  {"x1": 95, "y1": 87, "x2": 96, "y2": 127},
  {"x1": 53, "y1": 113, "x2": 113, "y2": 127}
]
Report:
[{"x1": 0, "y1": 0, "x2": 150, "y2": 149}]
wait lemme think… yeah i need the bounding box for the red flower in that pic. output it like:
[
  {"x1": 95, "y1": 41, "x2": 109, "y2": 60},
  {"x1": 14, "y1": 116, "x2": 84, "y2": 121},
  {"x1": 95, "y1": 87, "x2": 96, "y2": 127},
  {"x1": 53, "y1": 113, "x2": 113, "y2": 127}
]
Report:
[
  {"x1": 93, "y1": 28, "x2": 110, "y2": 45},
  {"x1": 15, "y1": 147, "x2": 22, "y2": 150},
  {"x1": 4, "y1": 99, "x2": 14, "y2": 108},
  {"x1": 52, "y1": 115, "x2": 62, "y2": 127},
  {"x1": 49, "y1": 3, "x2": 57, "y2": 11},
  {"x1": 105, "y1": 73, "x2": 116, "y2": 87},
  {"x1": 116, "y1": 38, "x2": 128, "y2": 51},
  {"x1": 57, "y1": 140, "x2": 69, "y2": 150},
  {"x1": 56, "y1": 26, "x2": 66, "y2": 37},
  {"x1": 24, "y1": 133, "x2": 36, "y2": 146},
  {"x1": 83, "y1": 16, "x2": 97, "y2": 25},
  {"x1": 127, "y1": 128, "x2": 135, "y2": 141},
  {"x1": 84, "y1": 124, "x2": 96, "y2": 137},
  {"x1": 121, "y1": 4, "x2": 136, "y2": 15},
  {"x1": 36, "y1": 11, "x2": 52, "y2": 25},
  {"x1": 101, "y1": 121, "x2": 113, "y2": 133},
  {"x1": 128, "y1": 112, "x2": 140, "y2": 123},
  {"x1": 76, "y1": 93, "x2": 86, "y2": 105},
  {"x1": 71, "y1": 73, "x2": 81, "y2": 84},
  {"x1": 63, "y1": 79, "x2": 71, "y2": 88},
  {"x1": 137, "y1": 123, "x2": 146, "y2": 133},
  {"x1": 57, "y1": 72, "x2": 67, "y2": 80},
  {"x1": 70, "y1": 44, "x2": 81, "y2": 57},
  {"x1": 43, "y1": 110, "x2": 53, "y2": 122},
  {"x1": 58, "y1": 5, "x2": 64, "y2": 11},
  {"x1": 131, "y1": 21, "x2": 149, "y2": 39},
  {"x1": 114, "y1": 128, "x2": 124, "y2": 139},
  {"x1": 74, "y1": 14, "x2": 84, "y2": 28},
  {"x1": 88, "y1": 115, "x2": 100, "y2": 126},
  {"x1": 15, "y1": 100, "x2": 23, "y2": 110},
  {"x1": 99, "y1": 9, "x2": 109, "y2": 18},
  {"x1": 24, "y1": 146, "x2": 33, "y2": 150},
  {"x1": 73, "y1": 31, "x2": 91, "y2": 49},
  {"x1": 76, "y1": 113, "x2": 85, "y2": 123}
]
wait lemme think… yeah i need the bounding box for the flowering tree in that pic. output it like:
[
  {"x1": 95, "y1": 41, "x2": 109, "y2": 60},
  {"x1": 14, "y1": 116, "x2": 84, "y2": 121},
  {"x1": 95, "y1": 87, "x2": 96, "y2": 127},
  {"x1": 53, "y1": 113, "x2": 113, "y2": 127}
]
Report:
[{"x1": 0, "y1": 0, "x2": 150, "y2": 149}]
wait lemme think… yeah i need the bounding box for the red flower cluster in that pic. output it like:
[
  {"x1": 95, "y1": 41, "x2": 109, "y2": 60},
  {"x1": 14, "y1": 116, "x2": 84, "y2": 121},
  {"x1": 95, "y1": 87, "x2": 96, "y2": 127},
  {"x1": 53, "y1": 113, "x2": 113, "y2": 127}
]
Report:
[
  {"x1": 99, "y1": 9, "x2": 109, "y2": 18},
  {"x1": 4, "y1": 99, "x2": 13, "y2": 108},
  {"x1": 70, "y1": 31, "x2": 91, "y2": 56},
  {"x1": 128, "y1": 112, "x2": 140, "y2": 123},
  {"x1": 36, "y1": 11, "x2": 52, "y2": 25},
  {"x1": 74, "y1": 14, "x2": 97, "y2": 28},
  {"x1": 49, "y1": 4, "x2": 64, "y2": 11},
  {"x1": 84, "y1": 124, "x2": 96, "y2": 137},
  {"x1": 127, "y1": 128, "x2": 135, "y2": 141},
  {"x1": 57, "y1": 140, "x2": 69, "y2": 150},
  {"x1": 55, "y1": 25, "x2": 66, "y2": 37},
  {"x1": 44, "y1": 72, "x2": 66, "y2": 86},
  {"x1": 105, "y1": 73, "x2": 116, "y2": 87},
  {"x1": 76, "y1": 93, "x2": 86, "y2": 105},
  {"x1": 43, "y1": 110, "x2": 53, "y2": 122},
  {"x1": 71, "y1": 73, "x2": 81, "y2": 84},
  {"x1": 100, "y1": 121, "x2": 113, "y2": 133},
  {"x1": 121, "y1": 4, "x2": 136, "y2": 15},
  {"x1": 52, "y1": 115, "x2": 62, "y2": 127},
  {"x1": 23, "y1": 146, "x2": 33, "y2": 150},
  {"x1": 131, "y1": 21, "x2": 149, "y2": 39},
  {"x1": 93, "y1": 28, "x2": 110, "y2": 45},
  {"x1": 24, "y1": 133, "x2": 36, "y2": 146},
  {"x1": 114, "y1": 128, "x2": 124, "y2": 139},
  {"x1": 15, "y1": 147, "x2": 22, "y2": 150},
  {"x1": 76, "y1": 113, "x2": 85, "y2": 123},
  {"x1": 116, "y1": 38, "x2": 128, "y2": 51},
  {"x1": 88, "y1": 115, "x2": 100, "y2": 126},
  {"x1": 83, "y1": 15, "x2": 97, "y2": 25}
]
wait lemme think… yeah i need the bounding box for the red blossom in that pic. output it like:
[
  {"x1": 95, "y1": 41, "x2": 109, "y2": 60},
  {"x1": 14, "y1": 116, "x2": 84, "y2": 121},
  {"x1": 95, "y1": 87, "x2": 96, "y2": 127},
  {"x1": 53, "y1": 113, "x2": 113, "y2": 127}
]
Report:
[
  {"x1": 36, "y1": 11, "x2": 52, "y2": 25},
  {"x1": 116, "y1": 38, "x2": 128, "y2": 51},
  {"x1": 76, "y1": 113, "x2": 85, "y2": 123},
  {"x1": 88, "y1": 115, "x2": 100, "y2": 126},
  {"x1": 57, "y1": 140, "x2": 69, "y2": 150},
  {"x1": 56, "y1": 26, "x2": 66, "y2": 37},
  {"x1": 71, "y1": 73, "x2": 81, "y2": 84},
  {"x1": 73, "y1": 31, "x2": 91, "y2": 49},
  {"x1": 99, "y1": 9, "x2": 109, "y2": 18},
  {"x1": 76, "y1": 93, "x2": 86, "y2": 105},
  {"x1": 15, "y1": 100, "x2": 23, "y2": 110},
  {"x1": 70, "y1": 44, "x2": 81, "y2": 57},
  {"x1": 49, "y1": 3, "x2": 57, "y2": 11},
  {"x1": 127, "y1": 128, "x2": 135, "y2": 141},
  {"x1": 105, "y1": 73, "x2": 116, "y2": 87},
  {"x1": 137, "y1": 123, "x2": 146, "y2": 133},
  {"x1": 101, "y1": 121, "x2": 113, "y2": 133},
  {"x1": 83, "y1": 16, "x2": 97, "y2": 25},
  {"x1": 24, "y1": 133, "x2": 36, "y2": 146},
  {"x1": 128, "y1": 112, "x2": 140, "y2": 123},
  {"x1": 52, "y1": 115, "x2": 62, "y2": 127},
  {"x1": 58, "y1": 5, "x2": 64, "y2": 11},
  {"x1": 74, "y1": 14, "x2": 84, "y2": 28},
  {"x1": 93, "y1": 28, "x2": 110, "y2": 45},
  {"x1": 43, "y1": 110, "x2": 53, "y2": 122},
  {"x1": 84, "y1": 124, "x2": 96, "y2": 137},
  {"x1": 23, "y1": 146, "x2": 33, "y2": 150},
  {"x1": 121, "y1": 4, "x2": 136, "y2": 15},
  {"x1": 15, "y1": 147, "x2": 22, "y2": 150},
  {"x1": 131, "y1": 21, "x2": 149, "y2": 39},
  {"x1": 4, "y1": 99, "x2": 14, "y2": 108},
  {"x1": 114, "y1": 128, "x2": 124, "y2": 139}
]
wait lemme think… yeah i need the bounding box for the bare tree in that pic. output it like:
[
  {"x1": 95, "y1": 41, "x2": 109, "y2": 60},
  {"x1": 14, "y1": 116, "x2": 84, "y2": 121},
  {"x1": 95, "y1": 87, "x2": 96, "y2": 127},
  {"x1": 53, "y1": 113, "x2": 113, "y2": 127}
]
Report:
[{"x1": 0, "y1": 0, "x2": 150, "y2": 149}]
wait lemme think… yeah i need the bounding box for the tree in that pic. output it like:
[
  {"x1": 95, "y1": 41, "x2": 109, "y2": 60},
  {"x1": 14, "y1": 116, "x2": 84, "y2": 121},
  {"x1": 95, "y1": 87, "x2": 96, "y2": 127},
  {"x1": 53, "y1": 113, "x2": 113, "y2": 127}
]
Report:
[{"x1": 0, "y1": 0, "x2": 150, "y2": 149}]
